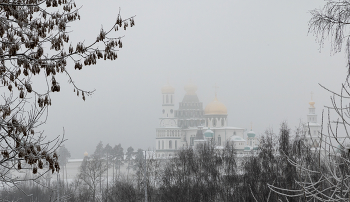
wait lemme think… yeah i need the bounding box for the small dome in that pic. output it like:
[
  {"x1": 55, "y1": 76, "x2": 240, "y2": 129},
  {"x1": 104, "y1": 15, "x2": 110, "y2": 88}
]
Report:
[
  {"x1": 205, "y1": 96, "x2": 227, "y2": 115},
  {"x1": 161, "y1": 83, "x2": 175, "y2": 94},
  {"x1": 204, "y1": 129, "x2": 214, "y2": 138},
  {"x1": 84, "y1": 151, "x2": 88, "y2": 157},
  {"x1": 247, "y1": 130, "x2": 256, "y2": 138},
  {"x1": 184, "y1": 82, "x2": 197, "y2": 95}
]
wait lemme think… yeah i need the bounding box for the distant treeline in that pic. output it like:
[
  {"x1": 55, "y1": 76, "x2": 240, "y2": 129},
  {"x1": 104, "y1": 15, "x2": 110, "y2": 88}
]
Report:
[{"x1": 0, "y1": 122, "x2": 328, "y2": 201}]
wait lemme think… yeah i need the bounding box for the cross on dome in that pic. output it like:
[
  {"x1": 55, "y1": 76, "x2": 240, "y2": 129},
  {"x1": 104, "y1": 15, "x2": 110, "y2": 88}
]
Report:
[
  {"x1": 309, "y1": 92, "x2": 315, "y2": 108},
  {"x1": 213, "y1": 83, "x2": 219, "y2": 97}
]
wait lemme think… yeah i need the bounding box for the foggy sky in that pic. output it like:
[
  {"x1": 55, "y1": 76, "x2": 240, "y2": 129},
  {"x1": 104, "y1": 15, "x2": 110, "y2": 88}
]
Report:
[{"x1": 42, "y1": 0, "x2": 346, "y2": 158}]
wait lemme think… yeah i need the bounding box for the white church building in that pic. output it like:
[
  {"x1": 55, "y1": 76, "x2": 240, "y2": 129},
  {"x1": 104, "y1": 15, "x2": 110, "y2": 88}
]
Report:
[
  {"x1": 155, "y1": 82, "x2": 258, "y2": 158},
  {"x1": 303, "y1": 98, "x2": 322, "y2": 149}
]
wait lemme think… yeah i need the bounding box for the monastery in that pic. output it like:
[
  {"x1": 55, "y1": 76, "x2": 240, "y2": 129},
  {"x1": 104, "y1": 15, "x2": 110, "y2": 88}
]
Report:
[{"x1": 155, "y1": 82, "x2": 258, "y2": 158}]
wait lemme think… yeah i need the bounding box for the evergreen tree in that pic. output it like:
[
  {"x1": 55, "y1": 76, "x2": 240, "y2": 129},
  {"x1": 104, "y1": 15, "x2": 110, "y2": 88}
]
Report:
[
  {"x1": 57, "y1": 144, "x2": 71, "y2": 190},
  {"x1": 126, "y1": 146, "x2": 134, "y2": 178},
  {"x1": 93, "y1": 141, "x2": 104, "y2": 158},
  {"x1": 112, "y1": 144, "x2": 124, "y2": 177}
]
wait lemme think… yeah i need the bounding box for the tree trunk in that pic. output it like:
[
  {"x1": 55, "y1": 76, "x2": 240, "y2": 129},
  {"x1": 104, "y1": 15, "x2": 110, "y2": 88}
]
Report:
[
  {"x1": 93, "y1": 184, "x2": 96, "y2": 202},
  {"x1": 66, "y1": 165, "x2": 68, "y2": 190},
  {"x1": 62, "y1": 166, "x2": 64, "y2": 194}
]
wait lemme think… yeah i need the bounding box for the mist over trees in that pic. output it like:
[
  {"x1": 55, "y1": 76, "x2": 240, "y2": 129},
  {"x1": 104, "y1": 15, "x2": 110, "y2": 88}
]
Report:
[{"x1": 0, "y1": 124, "x2": 324, "y2": 202}]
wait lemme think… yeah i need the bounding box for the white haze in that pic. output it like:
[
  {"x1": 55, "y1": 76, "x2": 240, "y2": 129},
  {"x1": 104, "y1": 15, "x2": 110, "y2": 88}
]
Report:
[{"x1": 41, "y1": 0, "x2": 346, "y2": 158}]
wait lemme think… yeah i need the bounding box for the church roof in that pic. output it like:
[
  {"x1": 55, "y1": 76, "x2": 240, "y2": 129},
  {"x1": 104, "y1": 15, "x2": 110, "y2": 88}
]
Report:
[
  {"x1": 229, "y1": 135, "x2": 246, "y2": 142},
  {"x1": 244, "y1": 146, "x2": 252, "y2": 151},
  {"x1": 195, "y1": 128, "x2": 205, "y2": 140},
  {"x1": 161, "y1": 82, "x2": 175, "y2": 94},
  {"x1": 204, "y1": 129, "x2": 214, "y2": 138},
  {"x1": 182, "y1": 94, "x2": 200, "y2": 103},
  {"x1": 204, "y1": 96, "x2": 227, "y2": 115},
  {"x1": 184, "y1": 82, "x2": 197, "y2": 95},
  {"x1": 306, "y1": 122, "x2": 321, "y2": 126},
  {"x1": 247, "y1": 130, "x2": 256, "y2": 138}
]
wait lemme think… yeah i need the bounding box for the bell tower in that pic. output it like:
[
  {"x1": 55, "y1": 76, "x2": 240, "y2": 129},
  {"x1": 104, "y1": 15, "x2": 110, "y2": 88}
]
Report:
[
  {"x1": 304, "y1": 92, "x2": 321, "y2": 148},
  {"x1": 161, "y1": 82, "x2": 175, "y2": 119},
  {"x1": 307, "y1": 92, "x2": 317, "y2": 123}
]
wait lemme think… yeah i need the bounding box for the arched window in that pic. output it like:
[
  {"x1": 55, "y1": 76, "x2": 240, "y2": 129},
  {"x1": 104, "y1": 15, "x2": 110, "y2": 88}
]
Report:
[
  {"x1": 213, "y1": 119, "x2": 217, "y2": 127},
  {"x1": 158, "y1": 141, "x2": 160, "y2": 149},
  {"x1": 171, "y1": 95, "x2": 173, "y2": 103},
  {"x1": 175, "y1": 140, "x2": 177, "y2": 149},
  {"x1": 166, "y1": 95, "x2": 169, "y2": 103},
  {"x1": 162, "y1": 141, "x2": 164, "y2": 149},
  {"x1": 221, "y1": 119, "x2": 225, "y2": 126},
  {"x1": 169, "y1": 140, "x2": 172, "y2": 149},
  {"x1": 218, "y1": 136, "x2": 221, "y2": 146}
]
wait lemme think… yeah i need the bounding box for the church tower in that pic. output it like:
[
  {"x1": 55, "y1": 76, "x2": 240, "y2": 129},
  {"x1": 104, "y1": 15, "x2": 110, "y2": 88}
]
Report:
[
  {"x1": 307, "y1": 100, "x2": 317, "y2": 123},
  {"x1": 159, "y1": 82, "x2": 177, "y2": 127},
  {"x1": 161, "y1": 82, "x2": 175, "y2": 118},
  {"x1": 304, "y1": 94, "x2": 321, "y2": 148},
  {"x1": 156, "y1": 82, "x2": 181, "y2": 158}
]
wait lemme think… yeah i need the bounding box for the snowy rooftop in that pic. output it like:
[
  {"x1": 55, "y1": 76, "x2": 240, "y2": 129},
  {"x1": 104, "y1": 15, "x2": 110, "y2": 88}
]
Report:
[
  {"x1": 306, "y1": 122, "x2": 321, "y2": 126},
  {"x1": 68, "y1": 159, "x2": 83, "y2": 162},
  {"x1": 182, "y1": 126, "x2": 245, "y2": 130},
  {"x1": 230, "y1": 135, "x2": 246, "y2": 142}
]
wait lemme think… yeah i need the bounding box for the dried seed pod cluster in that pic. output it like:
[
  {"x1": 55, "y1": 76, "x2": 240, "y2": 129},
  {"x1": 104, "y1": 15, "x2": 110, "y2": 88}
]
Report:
[
  {"x1": 38, "y1": 95, "x2": 51, "y2": 107},
  {"x1": 51, "y1": 76, "x2": 60, "y2": 92}
]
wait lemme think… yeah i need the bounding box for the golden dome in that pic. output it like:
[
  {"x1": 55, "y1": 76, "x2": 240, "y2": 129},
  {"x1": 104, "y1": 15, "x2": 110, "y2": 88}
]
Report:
[
  {"x1": 309, "y1": 101, "x2": 315, "y2": 108},
  {"x1": 205, "y1": 96, "x2": 227, "y2": 115},
  {"x1": 84, "y1": 151, "x2": 88, "y2": 157},
  {"x1": 161, "y1": 82, "x2": 175, "y2": 94},
  {"x1": 184, "y1": 82, "x2": 197, "y2": 95},
  {"x1": 309, "y1": 92, "x2": 315, "y2": 108}
]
